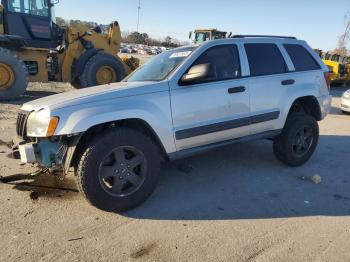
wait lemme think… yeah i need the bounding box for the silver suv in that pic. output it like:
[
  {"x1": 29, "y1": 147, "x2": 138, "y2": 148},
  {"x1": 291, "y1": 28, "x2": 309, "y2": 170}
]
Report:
[{"x1": 13, "y1": 35, "x2": 332, "y2": 212}]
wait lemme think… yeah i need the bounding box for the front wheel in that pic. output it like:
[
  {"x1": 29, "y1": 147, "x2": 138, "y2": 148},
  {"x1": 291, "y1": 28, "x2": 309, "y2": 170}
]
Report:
[
  {"x1": 76, "y1": 128, "x2": 161, "y2": 212},
  {"x1": 273, "y1": 114, "x2": 319, "y2": 166}
]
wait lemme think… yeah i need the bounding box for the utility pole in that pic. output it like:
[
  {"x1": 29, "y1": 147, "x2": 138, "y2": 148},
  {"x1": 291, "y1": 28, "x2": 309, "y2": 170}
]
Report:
[{"x1": 137, "y1": 0, "x2": 141, "y2": 33}]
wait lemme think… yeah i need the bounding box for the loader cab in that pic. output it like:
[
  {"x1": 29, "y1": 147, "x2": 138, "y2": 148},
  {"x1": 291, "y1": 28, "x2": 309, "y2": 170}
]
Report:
[
  {"x1": 190, "y1": 29, "x2": 228, "y2": 44},
  {"x1": 1, "y1": 0, "x2": 59, "y2": 48}
]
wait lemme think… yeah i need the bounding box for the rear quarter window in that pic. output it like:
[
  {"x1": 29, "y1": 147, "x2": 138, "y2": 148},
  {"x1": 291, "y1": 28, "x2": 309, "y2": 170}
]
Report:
[
  {"x1": 284, "y1": 44, "x2": 321, "y2": 71},
  {"x1": 244, "y1": 43, "x2": 287, "y2": 76}
]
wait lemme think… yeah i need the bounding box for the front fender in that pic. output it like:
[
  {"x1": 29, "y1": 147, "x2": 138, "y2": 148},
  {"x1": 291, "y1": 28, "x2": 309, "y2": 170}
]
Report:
[{"x1": 53, "y1": 92, "x2": 176, "y2": 153}]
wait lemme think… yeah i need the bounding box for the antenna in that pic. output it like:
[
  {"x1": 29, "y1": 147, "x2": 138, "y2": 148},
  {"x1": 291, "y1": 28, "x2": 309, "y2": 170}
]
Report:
[{"x1": 137, "y1": 0, "x2": 141, "y2": 33}]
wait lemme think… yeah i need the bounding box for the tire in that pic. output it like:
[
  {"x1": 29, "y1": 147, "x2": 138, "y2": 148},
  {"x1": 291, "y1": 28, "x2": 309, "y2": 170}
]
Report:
[
  {"x1": 76, "y1": 128, "x2": 161, "y2": 212},
  {"x1": 342, "y1": 110, "x2": 350, "y2": 115},
  {"x1": 79, "y1": 52, "x2": 126, "y2": 88},
  {"x1": 0, "y1": 48, "x2": 28, "y2": 100},
  {"x1": 273, "y1": 114, "x2": 319, "y2": 167}
]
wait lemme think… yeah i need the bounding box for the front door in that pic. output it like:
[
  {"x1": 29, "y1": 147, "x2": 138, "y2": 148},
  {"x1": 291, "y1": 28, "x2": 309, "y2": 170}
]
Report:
[{"x1": 169, "y1": 44, "x2": 251, "y2": 150}]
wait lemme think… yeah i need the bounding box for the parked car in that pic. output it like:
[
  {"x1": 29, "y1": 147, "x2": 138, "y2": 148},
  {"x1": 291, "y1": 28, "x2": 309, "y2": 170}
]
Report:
[
  {"x1": 120, "y1": 48, "x2": 129, "y2": 54},
  {"x1": 12, "y1": 36, "x2": 332, "y2": 212},
  {"x1": 341, "y1": 89, "x2": 350, "y2": 114}
]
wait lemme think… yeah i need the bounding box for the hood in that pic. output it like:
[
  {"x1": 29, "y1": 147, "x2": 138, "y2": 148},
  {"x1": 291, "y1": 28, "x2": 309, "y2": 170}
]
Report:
[{"x1": 21, "y1": 81, "x2": 167, "y2": 111}]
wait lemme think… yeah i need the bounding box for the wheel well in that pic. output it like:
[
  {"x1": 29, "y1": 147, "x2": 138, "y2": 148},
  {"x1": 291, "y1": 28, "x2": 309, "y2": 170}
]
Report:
[
  {"x1": 288, "y1": 96, "x2": 321, "y2": 121},
  {"x1": 70, "y1": 119, "x2": 168, "y2": 169}
]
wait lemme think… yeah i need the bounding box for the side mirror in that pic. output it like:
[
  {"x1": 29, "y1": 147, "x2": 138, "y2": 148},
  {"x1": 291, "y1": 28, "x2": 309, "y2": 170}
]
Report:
[
  {"x1": 189, "y1": 32, "x2": 192, "y2": 40},
  {"x1": 181, "y1": 63, "x2": 212, "y2": 84}
]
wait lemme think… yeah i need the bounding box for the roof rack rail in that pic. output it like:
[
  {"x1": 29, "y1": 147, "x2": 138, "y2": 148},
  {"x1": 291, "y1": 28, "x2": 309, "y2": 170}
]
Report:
[{"x1": 231, "y1": 35, "x2": 297, "y2": 39}]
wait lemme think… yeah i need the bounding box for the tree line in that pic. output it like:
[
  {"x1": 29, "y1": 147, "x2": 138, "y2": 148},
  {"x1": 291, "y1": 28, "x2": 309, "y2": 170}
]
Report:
[{"x1": 56, "y1": 17, "x2": 182, "y2": 47}]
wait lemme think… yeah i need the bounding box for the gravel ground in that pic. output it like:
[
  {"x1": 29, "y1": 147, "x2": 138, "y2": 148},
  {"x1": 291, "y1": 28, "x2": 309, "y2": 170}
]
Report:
[{"x1": 0, "y1": 84, "x2": 349, "y2": 262}]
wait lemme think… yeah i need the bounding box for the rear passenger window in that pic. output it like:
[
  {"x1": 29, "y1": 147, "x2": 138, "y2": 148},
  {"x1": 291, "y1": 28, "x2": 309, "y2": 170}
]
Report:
[
  {"x1": 284, "y1": 44, "x2": 321, "y2": 71},
  {"x1": 244, "y1": 43, "x2": 287, "y2": 76}
]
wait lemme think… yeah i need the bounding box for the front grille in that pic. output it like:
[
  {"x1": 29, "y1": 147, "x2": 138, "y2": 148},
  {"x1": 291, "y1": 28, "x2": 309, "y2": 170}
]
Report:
[{"x1": 16, "y1": 111, "x2": 30, "y2": 139}]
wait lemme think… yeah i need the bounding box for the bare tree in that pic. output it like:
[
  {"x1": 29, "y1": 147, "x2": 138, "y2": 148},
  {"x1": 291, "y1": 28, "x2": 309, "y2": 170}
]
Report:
[{"x1": 335, "y1": 12, "x2": 350, "y2": 56}]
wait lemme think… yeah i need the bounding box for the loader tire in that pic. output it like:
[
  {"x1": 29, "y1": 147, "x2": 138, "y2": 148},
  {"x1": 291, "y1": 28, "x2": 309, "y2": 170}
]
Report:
[
  {"x1": 79, "y1": 52, "x2": 126, "y2": 88},
  {"x1": 0, "y1": 48, "x2": 28, "y2": 100}
]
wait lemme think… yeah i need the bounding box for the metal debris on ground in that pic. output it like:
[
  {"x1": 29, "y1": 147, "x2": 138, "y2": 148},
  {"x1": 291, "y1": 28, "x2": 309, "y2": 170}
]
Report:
[{"x1": 67, "y1": 237, "x2": 84, "y2": 242}]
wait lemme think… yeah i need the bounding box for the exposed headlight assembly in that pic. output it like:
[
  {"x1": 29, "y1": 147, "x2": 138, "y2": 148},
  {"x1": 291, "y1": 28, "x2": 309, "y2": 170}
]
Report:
[{"x1": 26, "y1": 108, "x2": 59, "y2": 137}]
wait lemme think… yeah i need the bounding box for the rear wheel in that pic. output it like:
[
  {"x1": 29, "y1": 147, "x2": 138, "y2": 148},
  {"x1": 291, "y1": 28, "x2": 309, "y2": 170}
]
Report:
[
  {"x1": 273, "y1": 114, "x2": 319, "y2": 166},
  {"x1": 79, "y1": 52, "x2": 126, "y2": 88},
  {"x1": 76, "y1": 128, "x2": 161, "y2": 212},
  {"x1": 0, "y1": 48, "x2": 28, "y2": 100}
]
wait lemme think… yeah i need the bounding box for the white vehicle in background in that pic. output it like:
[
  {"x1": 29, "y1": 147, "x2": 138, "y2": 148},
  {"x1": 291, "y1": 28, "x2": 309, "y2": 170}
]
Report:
[
  {"x1": 12, "y1": 35, "x2": 332, "y2": 212},
  {"x1": 341, "y1": 89, "x2": 350, "y2": 114}
]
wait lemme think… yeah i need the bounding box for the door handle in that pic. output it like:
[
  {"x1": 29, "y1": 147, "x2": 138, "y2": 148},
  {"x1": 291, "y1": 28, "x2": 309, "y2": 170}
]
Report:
[
  {"x1": 281, "y1": 79, "x2": 295, "y2": 86},
  {"x1": 228, "y1": 86, "x2": 246, "y2": 94}
]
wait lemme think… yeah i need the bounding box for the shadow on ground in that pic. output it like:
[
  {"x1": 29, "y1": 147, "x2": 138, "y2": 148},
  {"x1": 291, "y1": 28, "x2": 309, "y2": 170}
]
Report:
[
  {"x1": 2, "y1": 135, "x2": 349, "y2": 219},
  {"x1": 122, "y1": 135, "x2": 350, "y2": 220}
]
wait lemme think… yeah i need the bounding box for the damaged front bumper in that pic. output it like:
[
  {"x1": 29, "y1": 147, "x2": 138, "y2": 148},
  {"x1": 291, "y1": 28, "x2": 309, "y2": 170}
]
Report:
[{"x1": 12, "y1": 135, "x2": 81, "y2": 174}]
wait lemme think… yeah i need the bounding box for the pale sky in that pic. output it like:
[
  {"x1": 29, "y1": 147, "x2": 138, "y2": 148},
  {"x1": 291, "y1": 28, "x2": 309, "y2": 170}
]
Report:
[{"x1": 55, "y1": 0, "x2": 350, "y2": 51}]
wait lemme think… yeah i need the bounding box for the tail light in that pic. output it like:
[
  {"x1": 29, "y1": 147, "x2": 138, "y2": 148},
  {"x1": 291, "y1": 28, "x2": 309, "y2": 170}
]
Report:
[{"x1": 324, "y1": 72, "x2": 331, "y2": 91}]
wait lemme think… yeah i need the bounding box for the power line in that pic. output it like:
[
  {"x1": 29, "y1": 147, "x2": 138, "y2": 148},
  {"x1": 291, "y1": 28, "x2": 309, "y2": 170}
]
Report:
[{"x1": 137, "y1": 0, "x2": 141, "y2": 33}]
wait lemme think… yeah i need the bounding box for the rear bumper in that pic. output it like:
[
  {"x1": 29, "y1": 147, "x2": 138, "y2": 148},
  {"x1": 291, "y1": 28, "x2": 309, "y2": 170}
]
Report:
[{"x1": 318, "y1": 94, "x2": 332, "y2": 119}]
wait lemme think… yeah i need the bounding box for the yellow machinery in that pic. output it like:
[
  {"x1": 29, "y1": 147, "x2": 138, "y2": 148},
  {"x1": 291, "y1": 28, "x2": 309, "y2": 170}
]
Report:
[
  {"x1": 321, "y1": 52, "x2": 350, "y2": 85},
  {"x1": 0, "y1": 0, "x2": 138, "y2": 100},
  {"x1": 190, "y1": 29, "x2": 231, "y2": 43}
]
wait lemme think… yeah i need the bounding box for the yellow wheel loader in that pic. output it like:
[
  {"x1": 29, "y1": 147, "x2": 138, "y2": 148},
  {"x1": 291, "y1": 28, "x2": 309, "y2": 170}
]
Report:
[
  {"x1": 0, "y1": 0, "x2": 138, "y2": 100},
  {"x1": 322, "y1": 53, "x2": 350, "y2": 85},
  {"x1": 189, "y1": 29, "x2": 231, "y2": 44}
]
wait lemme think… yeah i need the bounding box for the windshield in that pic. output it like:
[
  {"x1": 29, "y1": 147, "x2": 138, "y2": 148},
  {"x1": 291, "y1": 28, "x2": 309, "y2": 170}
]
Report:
[
  {"x1": 126, "y1": 46, "x2": 196, "y2": 82},
  {"x1": 195, "y1": 32, "x2": 209, "y2": 43}
]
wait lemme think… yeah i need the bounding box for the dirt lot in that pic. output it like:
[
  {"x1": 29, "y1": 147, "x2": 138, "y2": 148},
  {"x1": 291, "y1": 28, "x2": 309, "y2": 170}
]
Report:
[{"x1": 0, "y1": 84, "x2": 350, "y2": 262}]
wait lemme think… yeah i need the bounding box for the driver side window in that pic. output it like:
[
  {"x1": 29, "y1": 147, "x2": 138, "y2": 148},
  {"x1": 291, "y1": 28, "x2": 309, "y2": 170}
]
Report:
[{"x1": 192, "y1": 44, "x2": 241, "y2": 83}]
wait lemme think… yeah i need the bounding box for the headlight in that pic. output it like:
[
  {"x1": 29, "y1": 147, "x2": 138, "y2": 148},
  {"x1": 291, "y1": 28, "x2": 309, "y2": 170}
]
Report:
[
  {"x1": 26, "y1": 108, "x2": 59, "y2": 137},
  {"x1": 343, "y1": 91, "x2": 350, "y2": 99}
]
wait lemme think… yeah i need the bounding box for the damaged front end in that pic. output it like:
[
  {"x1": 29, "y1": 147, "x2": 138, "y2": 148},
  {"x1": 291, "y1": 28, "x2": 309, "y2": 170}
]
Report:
[{"x1": 12, "y1": 110, "x2": 81, "y2": 178}]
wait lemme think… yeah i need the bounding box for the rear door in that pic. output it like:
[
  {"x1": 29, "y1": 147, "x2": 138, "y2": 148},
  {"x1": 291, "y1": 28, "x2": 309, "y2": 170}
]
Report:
[
  {"x1": 243, "y1": 42, "x2": 292, "y2": 134},
  {"x1": 169, "y1": 44, "x2": 251, "y2": 150}
]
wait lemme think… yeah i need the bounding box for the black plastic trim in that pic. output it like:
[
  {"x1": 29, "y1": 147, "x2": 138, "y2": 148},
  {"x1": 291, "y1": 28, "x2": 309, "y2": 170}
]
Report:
[
  {"x1": 169, "y1": 129, "x2": 282, "y2": 160},
  {"x1": 175, "y1": 111, "x2": 280, "y2": 140},
  {"x1": 251, "y1": 111, "x2": 280, "y2": 124}
]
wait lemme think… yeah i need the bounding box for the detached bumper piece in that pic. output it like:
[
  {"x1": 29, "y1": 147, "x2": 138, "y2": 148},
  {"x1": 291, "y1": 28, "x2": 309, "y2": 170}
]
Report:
[{"x1": 11, "y1": 139, "x2": 36, "y2": 163}]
